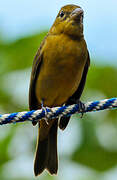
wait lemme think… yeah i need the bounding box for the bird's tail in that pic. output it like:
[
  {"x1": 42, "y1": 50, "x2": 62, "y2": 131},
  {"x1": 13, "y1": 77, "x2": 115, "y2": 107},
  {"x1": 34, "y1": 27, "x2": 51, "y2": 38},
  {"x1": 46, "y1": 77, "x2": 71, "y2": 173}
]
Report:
[{"x1": 34, "y1": 119, "x2": 58, "y2": 176}]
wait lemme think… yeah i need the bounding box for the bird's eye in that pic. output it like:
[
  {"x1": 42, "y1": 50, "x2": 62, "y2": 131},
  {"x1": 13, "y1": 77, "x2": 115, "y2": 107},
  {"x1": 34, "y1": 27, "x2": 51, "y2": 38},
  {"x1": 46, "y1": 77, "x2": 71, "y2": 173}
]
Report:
[{"x1": 59, "y1": 11, "x2": 65, "y2": 18}]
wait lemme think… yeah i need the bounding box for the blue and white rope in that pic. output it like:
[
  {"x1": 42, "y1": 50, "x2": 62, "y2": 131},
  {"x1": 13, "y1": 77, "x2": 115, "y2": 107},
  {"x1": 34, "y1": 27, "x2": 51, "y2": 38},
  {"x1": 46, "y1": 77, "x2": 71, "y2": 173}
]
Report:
[{"x1": 0, "y1": 97, "x2": 117, "y2": 125}]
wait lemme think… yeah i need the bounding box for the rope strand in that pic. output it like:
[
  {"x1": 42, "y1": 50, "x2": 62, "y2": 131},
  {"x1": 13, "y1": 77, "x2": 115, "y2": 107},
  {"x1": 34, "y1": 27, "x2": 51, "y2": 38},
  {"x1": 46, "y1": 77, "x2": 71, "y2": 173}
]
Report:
[{"x1": 0, "y1": 97, "x2": 117, "y2": 125}]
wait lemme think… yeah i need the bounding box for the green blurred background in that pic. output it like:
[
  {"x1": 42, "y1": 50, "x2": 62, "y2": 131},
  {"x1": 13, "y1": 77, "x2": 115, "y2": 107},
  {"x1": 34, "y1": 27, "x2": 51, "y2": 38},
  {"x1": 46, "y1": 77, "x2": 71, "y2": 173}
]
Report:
[{"x1": 0, "y1": 0, "x2": 117, "y2": 180}]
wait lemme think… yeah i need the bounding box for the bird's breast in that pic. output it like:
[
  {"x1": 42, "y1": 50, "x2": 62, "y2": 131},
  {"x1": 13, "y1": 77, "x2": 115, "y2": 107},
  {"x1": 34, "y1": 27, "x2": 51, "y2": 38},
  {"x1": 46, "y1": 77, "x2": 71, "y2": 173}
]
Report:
[{"x1": 35, "y1": 34, "x2": 87, "y2": 107}]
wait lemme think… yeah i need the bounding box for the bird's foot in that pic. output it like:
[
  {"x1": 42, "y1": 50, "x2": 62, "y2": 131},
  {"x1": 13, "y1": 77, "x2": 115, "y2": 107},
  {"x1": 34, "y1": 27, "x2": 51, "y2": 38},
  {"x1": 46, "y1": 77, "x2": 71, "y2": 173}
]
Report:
[
  {"x1": 41, "y1": 106, "x2": 50, "y2": 125},
  {"x1": 76, "y1": 100, "x2": 85, "y2": 118},
  {"x1": 41, "y1": 100, "x2": 50, "y2": 125},
  {"x1": 71, "y1": 98, "x2": 85, "y2": 118}
]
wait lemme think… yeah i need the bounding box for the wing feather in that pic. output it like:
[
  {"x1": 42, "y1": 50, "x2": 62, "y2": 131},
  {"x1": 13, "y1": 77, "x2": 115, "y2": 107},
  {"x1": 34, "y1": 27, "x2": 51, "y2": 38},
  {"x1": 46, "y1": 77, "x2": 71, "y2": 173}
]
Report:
[
  {"x1": 59, "y1": 51, "x2": 90, "y2": 130},
  {"x1": 29, "y1": 36, "x2": 47, "y2": 110}
]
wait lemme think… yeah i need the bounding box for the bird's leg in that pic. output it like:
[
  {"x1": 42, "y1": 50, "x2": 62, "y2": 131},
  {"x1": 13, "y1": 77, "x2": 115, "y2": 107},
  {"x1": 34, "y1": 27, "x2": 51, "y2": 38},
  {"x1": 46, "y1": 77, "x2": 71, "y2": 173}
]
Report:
[{"x1": 41, "y1": 100, "x2": 49, "y2": 125}]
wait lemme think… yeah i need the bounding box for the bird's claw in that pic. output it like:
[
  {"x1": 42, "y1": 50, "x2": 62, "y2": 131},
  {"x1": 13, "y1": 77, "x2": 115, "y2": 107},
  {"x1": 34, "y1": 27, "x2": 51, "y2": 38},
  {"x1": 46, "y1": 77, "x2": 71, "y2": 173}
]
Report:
[
  {"x1": 76, "y1": 100, "x2": 85, "y2": 118},
  {"x1": 42, "y1": 106, "x2": 50, "y2": 125},
  {"x1": 45, "y1": 118, "x2": 49, "y2": 125}
]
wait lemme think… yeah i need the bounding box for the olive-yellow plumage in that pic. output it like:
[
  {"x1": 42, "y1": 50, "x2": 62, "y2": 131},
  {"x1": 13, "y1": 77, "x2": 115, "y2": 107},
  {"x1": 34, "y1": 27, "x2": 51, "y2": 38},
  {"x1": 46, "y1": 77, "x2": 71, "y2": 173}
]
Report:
[
  {"x1": 36, "y1": 34, "x2": 87, "y2": 107},
  {"x1": 29, "y1": 4, "x2": 90, "y2": 176}
]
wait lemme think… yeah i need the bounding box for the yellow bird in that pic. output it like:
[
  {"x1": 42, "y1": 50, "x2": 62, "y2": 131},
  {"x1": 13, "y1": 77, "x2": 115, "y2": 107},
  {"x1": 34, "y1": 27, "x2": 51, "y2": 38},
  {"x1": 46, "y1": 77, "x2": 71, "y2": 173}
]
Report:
[{"x1": 29, "y1": 4, "x2": 90, "y2": 176}]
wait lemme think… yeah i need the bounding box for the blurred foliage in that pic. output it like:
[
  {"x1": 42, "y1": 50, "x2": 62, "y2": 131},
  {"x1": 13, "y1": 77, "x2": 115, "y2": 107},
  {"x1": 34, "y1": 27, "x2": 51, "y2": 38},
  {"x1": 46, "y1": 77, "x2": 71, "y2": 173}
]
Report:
[
  {"x1": 0, "y1": 31, "x2": 117, "y2": 180},
  {"x1": 0, "y1": 31, "x2": 47, "y2": 112},
  {"x1": 0, "y1": 31, "x2": 47, "y2": 74}
]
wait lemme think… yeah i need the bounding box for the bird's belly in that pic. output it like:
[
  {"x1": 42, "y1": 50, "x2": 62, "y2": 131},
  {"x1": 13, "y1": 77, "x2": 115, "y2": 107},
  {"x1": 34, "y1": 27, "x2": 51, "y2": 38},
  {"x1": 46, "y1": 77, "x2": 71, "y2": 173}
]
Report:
[{"x1": 35, "y1": 62, "x2": 84, "y2": 107}]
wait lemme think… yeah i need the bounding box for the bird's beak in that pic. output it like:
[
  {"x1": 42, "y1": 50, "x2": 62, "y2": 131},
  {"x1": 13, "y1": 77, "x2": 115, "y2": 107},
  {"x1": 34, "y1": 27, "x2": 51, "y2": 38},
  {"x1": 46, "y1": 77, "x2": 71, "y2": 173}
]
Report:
[{"x1": 70, "y1": 8, "x2": 84, "y2": 22}]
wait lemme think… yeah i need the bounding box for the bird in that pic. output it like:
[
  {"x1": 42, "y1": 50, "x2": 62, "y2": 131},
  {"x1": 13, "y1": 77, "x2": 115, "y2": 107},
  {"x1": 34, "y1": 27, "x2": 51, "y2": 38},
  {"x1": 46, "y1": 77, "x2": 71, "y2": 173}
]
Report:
[{"x1": 29, "y1": 4, "x2": 90, "y2": 176}]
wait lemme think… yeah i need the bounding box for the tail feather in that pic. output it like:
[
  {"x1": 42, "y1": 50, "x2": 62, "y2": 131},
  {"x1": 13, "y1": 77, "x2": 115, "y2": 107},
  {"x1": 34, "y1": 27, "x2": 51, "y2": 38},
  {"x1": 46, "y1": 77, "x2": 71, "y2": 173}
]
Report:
[
  {"x1": 34, "y1": 136, "x2": 48, "y2": 176},
  {"x1": 34, "y1": 119, "x2": 58, "y2": 176},
  {"x1": 46, "y1": 119, "x2": 58, "y2": 174}
]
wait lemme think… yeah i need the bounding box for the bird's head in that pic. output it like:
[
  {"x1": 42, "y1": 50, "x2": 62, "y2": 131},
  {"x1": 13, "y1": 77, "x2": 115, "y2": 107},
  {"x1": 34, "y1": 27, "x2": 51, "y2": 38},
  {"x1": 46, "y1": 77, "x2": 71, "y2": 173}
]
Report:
[{"x1": 50, "y1": 4, "x2": 84, "y2": 39}]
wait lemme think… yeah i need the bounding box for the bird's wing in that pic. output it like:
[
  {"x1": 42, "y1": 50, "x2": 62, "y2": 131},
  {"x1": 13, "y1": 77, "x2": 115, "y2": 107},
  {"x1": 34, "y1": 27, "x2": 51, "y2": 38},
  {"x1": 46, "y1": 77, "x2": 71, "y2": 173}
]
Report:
[
  {"x1": 59, "y1": 51, "x2": 90, "y2": 130},
  {"x1": 68, "y1": 50, "x2": 90, "y2": 101},
  {"x1": 29, "y1": 36, "x2": 47, "y2": 111}
]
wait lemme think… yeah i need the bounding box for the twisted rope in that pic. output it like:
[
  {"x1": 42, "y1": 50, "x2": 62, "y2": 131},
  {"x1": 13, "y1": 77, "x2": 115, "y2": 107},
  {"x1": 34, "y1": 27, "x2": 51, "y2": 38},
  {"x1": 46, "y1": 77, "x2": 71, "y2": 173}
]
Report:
[{"x1": 0, "y1": 97, "x2": 117, "y2": 125}]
